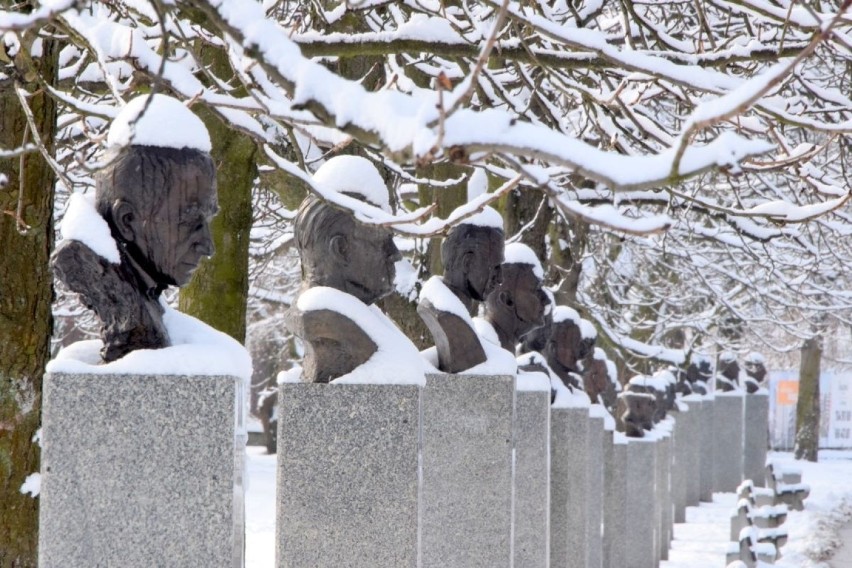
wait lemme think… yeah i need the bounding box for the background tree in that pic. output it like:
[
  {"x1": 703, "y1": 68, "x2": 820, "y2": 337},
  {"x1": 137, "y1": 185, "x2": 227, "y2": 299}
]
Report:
[{"x1": 0, "y1": 8, "x2": 57, "y2": 564}]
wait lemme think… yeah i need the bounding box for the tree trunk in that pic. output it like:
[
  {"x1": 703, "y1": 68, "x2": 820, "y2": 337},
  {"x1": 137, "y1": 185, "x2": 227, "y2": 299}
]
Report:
[
  {"x1": 0, "y1": 33, "x2": 58, "y2": 567},
  {"x1": 794, "y1": 335, "x2": 822, "y2": 462}
]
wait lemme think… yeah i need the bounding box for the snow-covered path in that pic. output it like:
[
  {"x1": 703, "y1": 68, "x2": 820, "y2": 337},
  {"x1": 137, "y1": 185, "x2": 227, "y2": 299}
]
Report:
[{"x1": 246, "y1": 448, "x2": 852, "y2": 568}]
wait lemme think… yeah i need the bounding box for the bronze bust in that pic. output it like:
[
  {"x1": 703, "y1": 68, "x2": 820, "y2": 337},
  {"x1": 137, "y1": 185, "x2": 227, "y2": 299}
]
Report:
[
  {"x1": 481, "y1": 243, "x2": 548, "y2": 353},
  {"x1": 286, "y1": 156, "x2": 409, "y2": 383},
  {"x1": 417, "y1": 208, "x2": 504, "y2": 373},
  {"x1": 53, "y1": 142, "x2": 217, "y2": 363}
]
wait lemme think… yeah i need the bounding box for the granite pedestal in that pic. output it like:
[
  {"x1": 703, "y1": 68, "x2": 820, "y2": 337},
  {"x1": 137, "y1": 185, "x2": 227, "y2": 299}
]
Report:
[
  {"x1": 671, "y1": 410, "x2": 688, "y2": 523},
  {"x1": 744, "y1": 392, "x2": 769, "y2": 487},
  {"x1": 699, "y1": 397, "x2": 714, "y2": 502},
  {"x1": 603, "y1": 433, "x2": 627, "y2": 568},
  {"x1": 681, "y1": 396, "x2": 703, "y2": 506},
  {"x1": 277, "y1": 383, "x2": 420, "y2": 568},
  {"x1": 40, "y1": 373, "x2": 245, "y2": 568},
  {"x1": 587, "y1": 414, "x2": 605, "y2": 568},
  {"x1": 421, "y1": 373, "x2": 515, "y2": 568},
  {"x1": 625, "y1": 438, "x2": 657, "y2": 568},
  {"x1": 657, "y1": 422, "x2": 673, "y2": 561},
  {"x1": 514, "y1": 388, "x2": 551, "y2": 568},
  {"x1": 714, "y1": 392, "x2": 745, "y2": 492},
  {"x1": 550, "y1": 407, "x2": 590, "y2": 568}
]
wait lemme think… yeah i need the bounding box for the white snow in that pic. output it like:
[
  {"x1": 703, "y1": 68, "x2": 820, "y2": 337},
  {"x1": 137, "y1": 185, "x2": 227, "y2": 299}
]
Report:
[
  {"x1": 552, "y1": 305, "x2": 581, "y2": 325},
  {"x1": 59, "y1": 192, "x2": 120, "y2": 264},
  {"x1": 47, "y1": 303, "x2": 253, "y2": 382},
  {"x1": 296, "y1": 287, "x2": 425, "y2": 385},
  {"x1": 312, "y1": 155, "x2": 390, "y2": 212},
  {"x1": 504, "y1": 242, "x2": 544, "y2": 280},
  {"x1": 466, "y1": 168, "x2": 488, "y2": 201},
  {"x1": 107, "y1": 94, "x2": 211, "y2": 152},
  {"x1": 579, "y1": 318, "x2": 597, "y2": 340},
  {"x1": 420, "y1": 275, "x2": 470, "y2": 319},
  {"x1": 19, "y1": 472, "x2": 40, "y2": 498},
  {"x1": 589, "y1": 402, "x2": 616, "y2": 431},
  {"x1": 455, "y1": 204, "x2": 503, "y2": 230},
  {"x1": 747, "y1": 352, "x2": 766, "y2": 364},
  {"x1": 418, "y1": 279, "x2": 517, "y2": 375},
  {"x1": 516, "y1": 370, "x2": 552, "y2": 393}
]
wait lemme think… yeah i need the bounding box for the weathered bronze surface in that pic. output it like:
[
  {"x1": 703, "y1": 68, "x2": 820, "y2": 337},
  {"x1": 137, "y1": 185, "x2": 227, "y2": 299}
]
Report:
[{"x1": 52, "y1": 146, "x2": 217, "y2": 362}]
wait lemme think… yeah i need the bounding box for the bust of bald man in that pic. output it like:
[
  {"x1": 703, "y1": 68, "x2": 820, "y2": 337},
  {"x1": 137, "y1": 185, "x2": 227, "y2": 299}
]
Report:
[{"x1": 417, "y1": 207, "x2": 504, "y2": 373}]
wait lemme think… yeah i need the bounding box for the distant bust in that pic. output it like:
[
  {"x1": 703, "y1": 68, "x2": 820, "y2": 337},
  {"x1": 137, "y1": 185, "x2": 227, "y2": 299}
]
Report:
[
  {"x1": 286, "y1": 156, "x2": 406, "y2": 383},
  {"x1": 417, "y1": 207, "x2": 504, "y2": 373},
  {"x1": 744, "y1": 352, "x2": 767, "y2": 394},
  {"x1": 717, "y1": 352, "x2": 739, "y2": 392},
  {"x1": 617, "y1": 390, "x2": 656, "y2": 438},
  {"x1": 543, "y1": 306, "x2": 594, "y2": 392},
  {"x1": 482, "y1": 243, "x2": 548, "y2": 353},
  {"x1": 52, "y1": 95, "x2": 217, "y2": 363},
  {"x1": 686, "y1": 355, "x2": 713, "y2": 395}
]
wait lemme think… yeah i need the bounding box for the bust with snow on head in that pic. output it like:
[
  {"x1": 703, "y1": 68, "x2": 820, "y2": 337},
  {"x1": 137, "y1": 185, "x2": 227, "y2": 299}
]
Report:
[
  {"x1": 481, "y1": 242, "x2": 548, "y2": 353},
  {"x1": 52, "y1": 94, "x2": 217, "y2": 363},
  {"x1": 417, "y1": 206, "x2": 504, "y2": 373},
  {"x1": 286, "y1": 156, "x2": 425, "y2": 385}
]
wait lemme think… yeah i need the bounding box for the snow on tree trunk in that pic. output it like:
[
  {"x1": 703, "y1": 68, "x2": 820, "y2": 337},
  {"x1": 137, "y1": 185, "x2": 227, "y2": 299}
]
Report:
[
  {"x1": 0, "y1": 32, "x2": 58, "y2": 568},
  {"x1": 794, "y1": 335, "x2": 822, "y2": 463}
]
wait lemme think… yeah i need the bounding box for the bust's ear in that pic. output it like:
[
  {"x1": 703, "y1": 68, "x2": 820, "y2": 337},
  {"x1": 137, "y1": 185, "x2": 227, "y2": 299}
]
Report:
[
  {"x1": 112, "y1": 200, "x2": 139, "y2": 243},
  {"x1": 329, "y1": 234, "x2": 349, "y2": 264},
  {"x1": 499, "y1": 289, "x2": 514, "y2": 308}
]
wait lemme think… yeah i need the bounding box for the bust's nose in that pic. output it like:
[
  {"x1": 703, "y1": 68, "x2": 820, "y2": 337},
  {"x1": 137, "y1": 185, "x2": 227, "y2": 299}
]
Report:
[{"x1": 196, "y1": 223, "x2": 215, "y2": 256}]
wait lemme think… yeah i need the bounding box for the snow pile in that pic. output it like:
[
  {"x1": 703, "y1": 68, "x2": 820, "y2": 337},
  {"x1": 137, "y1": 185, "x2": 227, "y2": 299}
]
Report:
[
  {"x1": 579, "y1": 318, "x2": 597, "y2": 340},
  {"x1": 504, "y1": 242, "x2": 544, "y2": 279},
  {"x1": 552, "y1": 305, "x2": 581, "y2": 325},
  {"x1": 296, "y1": 286, "x2": 426, "y2": 385},
  {"x1": 59, "y1": 192, "x2": 120, "y2": 263},
  {"x1": 19, "y1": 472, "x2": 41, "y2": 498},
  {"x1": 420, "y1": 275, "x2": 470, "y2": 319},
  {"x1": 419, "y1": 276, "x2": 517, "y2": 375},
  {"x1": 589, "y1": 402, "x2": 616, "y2": 431},
  {"x1": 312, "y1": 155, "x2": 390, "y2": 211},
  {"x1": 516, "y1": 371, "x2": 552, "y2": 393},
  {"x1": 456, "y1": 204, "x2": 503, "y2": 229},
  {"x1": 107, "y1": 94, "x2": 211, "y2": 152},
  {"x1": 48, "y1": 304, "x2": 253, "y2": 382}
]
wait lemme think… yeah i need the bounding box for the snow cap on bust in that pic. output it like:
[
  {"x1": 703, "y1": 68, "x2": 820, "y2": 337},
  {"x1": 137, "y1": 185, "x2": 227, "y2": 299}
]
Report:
[
  {"x1": 504, "y1": 242, "x2": 544, "y2": 280},
  {"x1": 312, "y1": 155, "x2": 390, "y2": 212},
  {"x1": 456, "y1": 205, "x2": 504, "y2": 230},
  {"x1": 107, "y1": 94, "x2": 211, "y2": 153}
]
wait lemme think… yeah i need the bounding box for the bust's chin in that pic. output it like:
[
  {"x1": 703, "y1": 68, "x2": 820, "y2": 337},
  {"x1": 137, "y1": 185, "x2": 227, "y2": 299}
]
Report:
[{"x1": 335, "y1": 278, "x2": 390, "y2": 306}]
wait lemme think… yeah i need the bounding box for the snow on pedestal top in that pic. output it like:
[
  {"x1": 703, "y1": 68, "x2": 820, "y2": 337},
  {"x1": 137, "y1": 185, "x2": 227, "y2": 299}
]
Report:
[
  {"x1": 107, "y1": 94, "x2": 212, "y2": 152},
  {"x1": 47, "y1": 304, "x2": 253, "y2": 382},
  {"x1": 312, "y1": 155, "x2": 390, "y2": 212}
]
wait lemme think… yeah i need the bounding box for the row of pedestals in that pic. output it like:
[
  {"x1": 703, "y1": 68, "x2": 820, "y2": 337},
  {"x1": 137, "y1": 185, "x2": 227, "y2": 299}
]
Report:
[{"x1": 38, "y1": 372, "x2": 769, "y2": 568}]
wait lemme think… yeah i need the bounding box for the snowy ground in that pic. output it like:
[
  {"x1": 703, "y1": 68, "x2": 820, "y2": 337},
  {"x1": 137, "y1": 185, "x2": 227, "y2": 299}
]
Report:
[{"x1": 245, "y1": 448, "x2": 852, "y2": 567}]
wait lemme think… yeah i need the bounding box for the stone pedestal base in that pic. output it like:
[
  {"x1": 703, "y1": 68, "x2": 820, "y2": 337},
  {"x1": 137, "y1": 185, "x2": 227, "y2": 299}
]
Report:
[
  {"x1": 550, "y1": 407, "x2": 590, "y2": 568},
  {"x1": 699, "y1": 398, "x2": 714, "y2": 502},
  {"x1": 277, "y1": 383, "x2": 420, "y2": 568},
  {"x1": 625, "y1": 438, "x2": 657, "y2": 568},
  {"x1": 587, "y1": 415, "x2": 604, "y2": 568},
  {"x1": 40, "y1": 373, "x2": 245, "y2": 568},
  {"x1": 514, "y1": 389, "x2": 550, "y2": 568},
  {"x1": 714, "y1": 393, "x2": 745, "y2": 492},
  {"x1": 744, "y1": 393, "x2": 769, "y2": 486},
  {"x1": 603, "y1": 434, "x2": 627, "y2": 568},
  {"x1": 421, "y1": 373, "x2": 515, "y2": 568}
]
